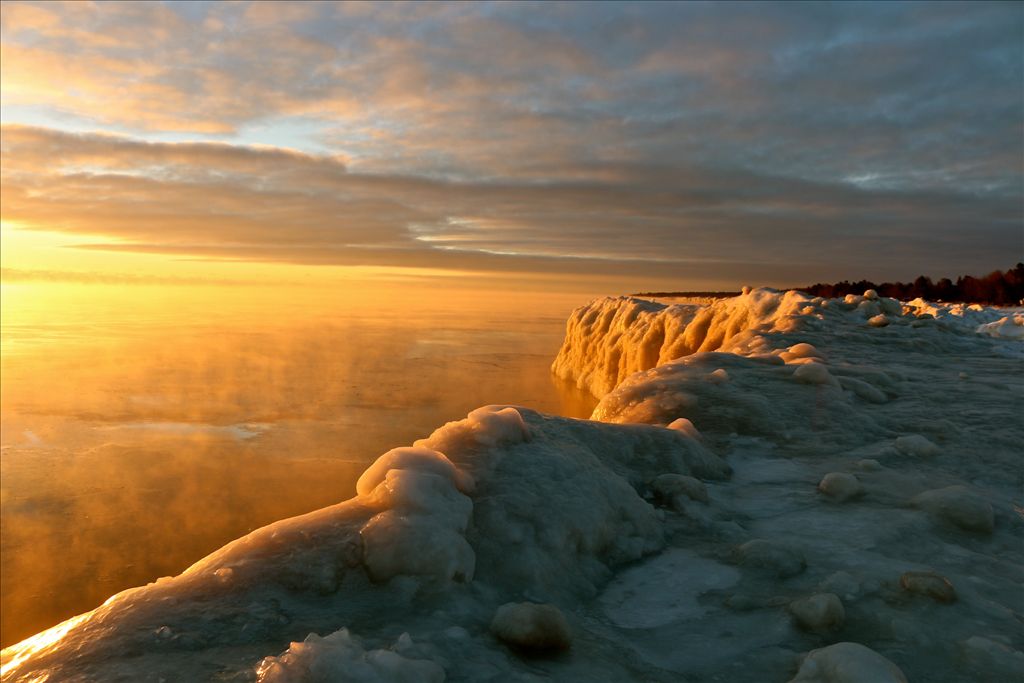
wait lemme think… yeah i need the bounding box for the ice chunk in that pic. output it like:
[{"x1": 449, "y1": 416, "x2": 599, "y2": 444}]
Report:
[
  {"x1": 666, "y1": 417, "x2": 702, "y2": 440},
  {"x1": 976, "y1": 314, "x2": 1024, "y2": 339},
  {"x1": 857, "y1": 300, "x2": 881, "y2": 318},
  {"x1": 708, "y1": 368, "x2": 730, "y2": 383},
  {"x1": 911, "y1": 485, "x2": 994, "y2": 533},
  {"x1": 424, "y1": 405, "x2": 530, "y2": 451},
  {"x1": 818, "y1": 473, "x2": 863, "y2": 502},
  {"x1": 837, "y1": 376, "x2": 888, "y2": 404},
  {"x1": 652, "y1": 473, "x2": 709, "y2": 506},
  {"x1": 820, "y1": 571, "x2": 861, "y2": 601},
  {"x1": 785, "y1": 342, "x2": 823, "y2": 360},
  {"x1": 788, "y1": 593, "x2": 844, "y2": 631},
  {"x1": 356, "y1": 447, "x2": 473, "y2": 497},
  {"x1": 792, "y1": 362, "x2": 839, "y2": 387},
  {"x1": 788, "y1": 642, "x2": 907, "y2": 683},
  {"x1": 899, "y1": 570, "x2": 957, "y2": 603},
  {"x1": 867, "y1": 314, "x2": 890, "y2": 328},
  {"x1": 959, "y1": 636, "x2": 1024, "y2": 679},
  {"x1": 878, "y1": 297, "x2": 902, "y2": 316},
  {"x1": 594, "y1": 352, "x2": 877, "y2": 452},
  {"x1": 255, "y1": 628, "x2": 445, "y2": 683},
  {"x1": 490, "y1": 602, "x2": 571, "y2": 652},
  {"x1": 360, "y1": 510, "x2": 475, "y2": 583},
  {"x1": 732, "y1": 539, "x2": 806, "y2": 578},
  {"x1": 893, "y1": 434, "x2": 939, "y2": 457}
]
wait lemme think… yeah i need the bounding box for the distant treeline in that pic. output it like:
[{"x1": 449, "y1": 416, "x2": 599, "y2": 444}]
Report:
[
  {"x1": 800, "y1": 264, "x2": 1024, "y2": 305},
  {"x1": 631, "y1": 290, "x2": 741, "y2": 298},
  {"x1": 631, "y1": 264, "x2": 1024, "y2": 305}
]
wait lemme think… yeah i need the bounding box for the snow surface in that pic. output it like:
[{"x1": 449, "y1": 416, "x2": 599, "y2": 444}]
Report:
[{"x1": 2, "y1": 288, "x2": 1021, "y2": 682}]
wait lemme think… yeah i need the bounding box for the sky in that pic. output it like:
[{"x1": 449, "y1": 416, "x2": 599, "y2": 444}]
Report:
[{"x1": 1, "y1": 1, "x2": 1022, "y2": 291}]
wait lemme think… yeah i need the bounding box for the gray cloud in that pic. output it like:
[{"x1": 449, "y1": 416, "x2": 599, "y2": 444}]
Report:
[
  {"x1": 1, "y1": 2, "x2": 1021, "y2": 285},
  {"x1": 2, "y1": 125, "x2": 1019, "y2": 286}
]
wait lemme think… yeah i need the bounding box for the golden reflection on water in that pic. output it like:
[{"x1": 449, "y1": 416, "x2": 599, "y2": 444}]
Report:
[{"x1": 0, "y1": 281, "x2": 596, "y2": 647}]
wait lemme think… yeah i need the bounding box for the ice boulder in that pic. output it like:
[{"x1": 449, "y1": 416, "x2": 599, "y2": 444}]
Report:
[
  {"x1": 959, "y1": 636, "x2": 1024, "y2": 679},
  {"x1": 423, "y1": 405, "x2": 531, "y2": 450},
  {"x1": 837, "y1": 376, "x2": 888, "y2": 404},
  {"x1": 857, "y1": 300, "x2": 882, "y2": 319},
  {"x1": 356, "y1": 447, "x2": 474, "y2": 497},
  {"x1": 878, "y1": 297, "x2": 902, "y2": 316},
  {"x1": 894, "y1": 434, "x2": 939, "y2": 457},
  {"x1": 359, "y1": 454, "x2": 476, "y2": 584},
  {"x1": 419, "y1": 410, "x2": 731, "y2": 600},
  {"x1": 593, "y1": 352, "x2": 880, "y2": 453},
  {"x1": 732, "y1": 539, "x2": 806, "y2": 578},
  {"x1": 911, "y1": 485, "x2": 994, "y2": 534},
  {"x1": 788, "y1": 642, "x2": 907, "y2": 683},
  {"x1": 490, "y1": 602, "x2": 571, "y2": 652},
  {"x1": 868, "y1": 314, "x2": 890, "y2": 328},
  {"x1": 976, "y1": 315, "x2": 1024, "y2": 339},
  {"x1": 652, "y1": 473, "x2": 709, "y2": 506},
  {"x1": 788, "y1": 593, "x2": 845, "y2": 632},
  {"x1": 818, "y1": 472, "x2": 863, "y2": 502},
  {"x1": 779, "y1": 342, "x2": 825, "y2": 363},
  {"x1": 792, "y1": 361, "x2": 840, "y2": 387},
  {"x1": 667, "y1": 417, "x2": 702, "y2": 440},
  {"x1": 255, "y1": 629, "x2": 445, "y2": 683},
  {"x1": 360, "y1": 507, "x2": 475, "y2": 584},
  {"x1": 899, "y1": 570, "x2": 957, "y2": 603}
]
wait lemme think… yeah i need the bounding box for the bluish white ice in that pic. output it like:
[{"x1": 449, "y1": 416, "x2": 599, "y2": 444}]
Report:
[{"x1": 2, "y1": 289, "x2": 1021, "y2": 682}]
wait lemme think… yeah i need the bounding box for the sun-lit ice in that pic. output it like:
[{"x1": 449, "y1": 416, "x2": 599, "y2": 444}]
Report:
[{"x1": 2, "y1": 288, "x2": 1021, "y2": 682}]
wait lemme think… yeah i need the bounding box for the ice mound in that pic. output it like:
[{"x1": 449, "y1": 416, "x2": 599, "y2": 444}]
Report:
[
  {"x1": 489, "y1": 602, "x2": 571, "y2": 652},
  {"x1": 788, "y1": 642, "x2": 907, "y2": 683},
  {"x1": 5, "y1": 291, "x2": 1021, "y2": 683},
  {"x1": 894, "y1": 434, "x2": 939, "y2": 457},
  {"x1": 818, "y1": 472, "x2": 863, "y2": 502},
  {"x1": 911, "y1": 485, "x2": 995, "y2": 534},
  {"x1": 592, "y1": 352, "x2": 883, "y2": 453},
  {"x1": 976, "y1": 314, "x2": 1024, "y2": 339},
  {"x1": 1, "y1": 406, "x2": 727, "y2": 681},
  {"x1": 551, "y1": 289, "x2": 821, "y2": 397},
  {"x1": 416, "y1": 409, "x2": 728, "y2": 600},
  {"x1": 788, "y1": 593, "x2": 845, "y2": 631}
]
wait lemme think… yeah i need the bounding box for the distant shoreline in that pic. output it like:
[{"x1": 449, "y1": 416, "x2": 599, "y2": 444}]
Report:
[{"x1": 630, "y1": 291, "x2": 741, "y2": 298}]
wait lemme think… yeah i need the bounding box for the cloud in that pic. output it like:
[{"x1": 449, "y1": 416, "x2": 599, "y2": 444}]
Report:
[
  {"x1": 1, "y1": 3, "x2": 1021, "y2": 285},
  {"x1": 2, "y1": 124, "x2": 1019, "y2": 285},
  {"x1": 2, "y1": 3, "x2": 1020, "y2": 184}
]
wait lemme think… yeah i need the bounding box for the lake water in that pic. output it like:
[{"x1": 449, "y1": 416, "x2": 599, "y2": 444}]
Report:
[{"x1": 0, "y1": 281, "x2": 597, "y2": 647}]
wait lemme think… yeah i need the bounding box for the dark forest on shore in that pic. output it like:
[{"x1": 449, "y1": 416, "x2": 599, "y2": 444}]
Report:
[
  {"x1": 634, "y1": 264, "x2": 1024, "y2": 306},
  {"x1": 800, "y1": 264, "x2": 1024, "y2": 306}
]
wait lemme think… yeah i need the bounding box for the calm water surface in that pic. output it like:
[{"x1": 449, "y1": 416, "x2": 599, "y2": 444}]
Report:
[{"x1": 0, "y1": 282, "x2": 597, "y2": 646}]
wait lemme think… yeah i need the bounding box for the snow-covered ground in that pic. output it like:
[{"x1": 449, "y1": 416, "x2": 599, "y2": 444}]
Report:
[{"x1": 2, "y1": 289, "x2": 1022, "y2": 682}]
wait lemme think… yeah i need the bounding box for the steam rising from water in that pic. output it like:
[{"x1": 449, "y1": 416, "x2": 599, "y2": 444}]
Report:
[{"x1": 0, "y1": 282, "x2": 594, "y2": 646}]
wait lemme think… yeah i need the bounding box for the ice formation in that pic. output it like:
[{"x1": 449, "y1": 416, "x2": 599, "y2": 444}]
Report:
[{"x1": 3, "y1": 289, "x2": 1021, "y2": 682}]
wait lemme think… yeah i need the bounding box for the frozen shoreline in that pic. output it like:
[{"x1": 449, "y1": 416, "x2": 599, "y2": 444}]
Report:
[{"x1": 3, "y1": 289, "x2": 1022, "y2": 682}]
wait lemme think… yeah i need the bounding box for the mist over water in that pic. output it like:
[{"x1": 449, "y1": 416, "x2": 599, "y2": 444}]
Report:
[{"x1": 0, "y1": 281, "x2": 596, "y2": 647}]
